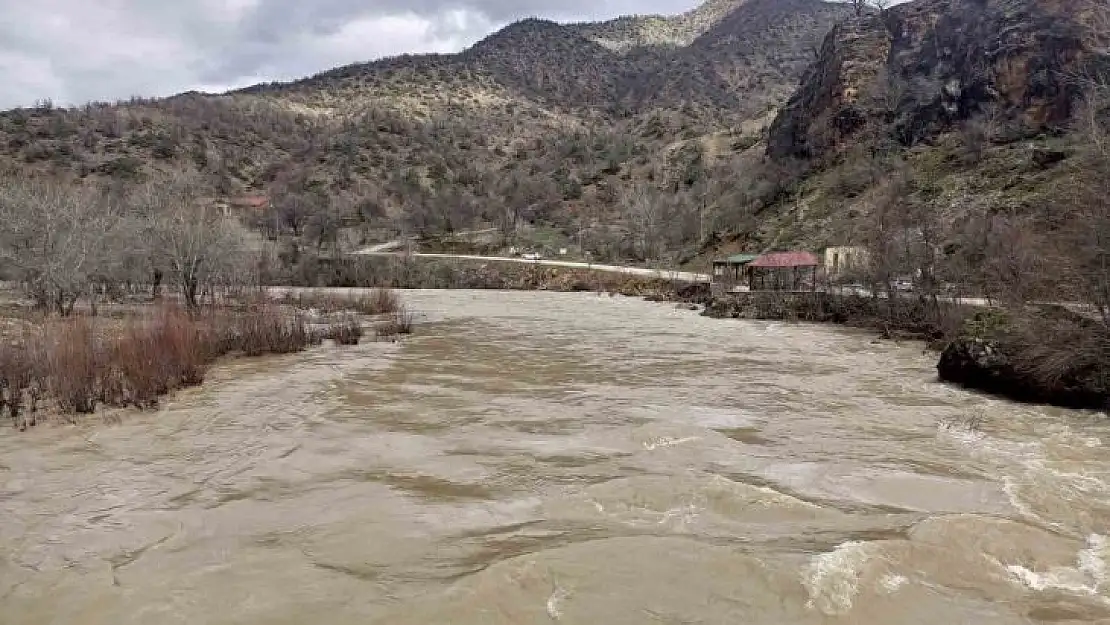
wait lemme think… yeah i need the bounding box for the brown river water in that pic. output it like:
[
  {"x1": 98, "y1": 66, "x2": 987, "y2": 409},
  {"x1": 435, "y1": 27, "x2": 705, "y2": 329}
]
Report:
[{"x1": 2, "y1": 290, "x2": 1110, "y2": 624}]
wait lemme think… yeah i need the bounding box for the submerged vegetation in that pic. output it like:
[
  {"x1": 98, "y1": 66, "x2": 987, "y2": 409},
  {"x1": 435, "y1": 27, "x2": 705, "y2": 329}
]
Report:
[
  {"x1": 0, "y1": 288, "x2": 412, "y2": 430},
  {"x1": 274, "y1": 287, "x2": 401, "y2": 315}
]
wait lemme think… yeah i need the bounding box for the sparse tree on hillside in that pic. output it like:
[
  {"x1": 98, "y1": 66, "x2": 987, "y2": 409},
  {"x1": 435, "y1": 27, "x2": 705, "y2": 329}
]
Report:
[
  {"x1": 859, "y1": 171, "x2": 914, "y2": 298},
  {"x1": 850, "y1": 0, "x2": 889, "y2": 17},
  {"x1": 272, "y1": 193, "x2": 315, "y2": 237},
  {"x1": 978, "y1": 214, "x2": 1048, "y2": 306},
  {"x1": 621, "y1": 184, "x2": 666, "y2": 260},
  {"x1": 305, "y1": 206, "x2": 343, "y2": 254},
  {"x1": 1056, "y1": 91, "x2": 1110, "y2": 323}
]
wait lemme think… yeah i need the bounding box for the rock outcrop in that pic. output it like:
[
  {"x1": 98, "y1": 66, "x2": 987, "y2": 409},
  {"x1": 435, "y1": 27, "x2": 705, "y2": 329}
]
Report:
[
  {"x1": 937, "y1": 309, "x2": 1110, "y2": 410},
  {"x1": 768, "y1": 0, "x2": 1110, "y2": 161}
]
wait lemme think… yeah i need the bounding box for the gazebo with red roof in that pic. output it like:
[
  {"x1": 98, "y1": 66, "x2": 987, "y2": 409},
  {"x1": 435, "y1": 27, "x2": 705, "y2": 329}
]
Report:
[{"x1": 749, "y1": 251, "x2": 820, "y2": 291}]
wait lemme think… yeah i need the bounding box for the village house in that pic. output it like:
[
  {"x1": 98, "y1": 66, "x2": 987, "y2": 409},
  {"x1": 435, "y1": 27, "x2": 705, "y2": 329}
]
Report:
[{"x1": 823, "y1": 246, "x2": 869, "y2": 282}]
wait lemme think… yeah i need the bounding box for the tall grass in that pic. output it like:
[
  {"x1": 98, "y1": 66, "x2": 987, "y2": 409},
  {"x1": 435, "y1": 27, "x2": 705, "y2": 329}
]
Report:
[
  {"x1": 377, "y1": 306, "x2": 414, "y2": 338},
  {"x1": 326, "y1": 313, "x2": 364, "y2": 345},
  {"x1": 1, "y1": 304, "x2": 365, "y2": 425},
  {"x1": 277, "y1": 287, "x2": 400, "y2": 315}
]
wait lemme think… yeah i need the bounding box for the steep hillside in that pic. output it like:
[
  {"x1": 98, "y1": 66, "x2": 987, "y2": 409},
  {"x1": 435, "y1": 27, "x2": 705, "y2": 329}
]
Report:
[
  {"x1": 624, "y1": 0, "x2": 853, "y2": 119},
  {"x1": 702, "y1": 0, "x2": 1110, "y2": 283},
  {"x1": 572, "y1": 0, "x2": 748, "y2": 51}
]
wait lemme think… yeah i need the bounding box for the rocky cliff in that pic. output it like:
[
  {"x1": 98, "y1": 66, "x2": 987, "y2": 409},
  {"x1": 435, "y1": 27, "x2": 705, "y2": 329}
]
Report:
[{"x1": 768, "y1": 0, "x2": 1110, "y2": 161}]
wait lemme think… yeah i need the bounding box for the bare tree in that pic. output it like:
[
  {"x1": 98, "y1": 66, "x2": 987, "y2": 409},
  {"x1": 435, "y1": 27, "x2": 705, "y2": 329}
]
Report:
[
  {"x1": 859, "y1": 178, "x2": 901, "y2": 299},
  {"x1": 850, "y1": 0, "x2": 889, "y2": 17},
  {"x1": 305, "y1": 195, "x2": 347, "y2": 254},
  {"x1": 132, "y1": 171, "x2": 244, "y2": 309},
  {"x1": 0, "y1": 176, "x2": 122, "y2": 314},
  {"x1": 620, "y1": 184, "x2": 666, "y2": 261},
  {"x1": 979, "y1": 214, "x2": 1048, "y2": 306},
  {"x1": 272, "y1": 193, "x2": 314, "y2": 237}
]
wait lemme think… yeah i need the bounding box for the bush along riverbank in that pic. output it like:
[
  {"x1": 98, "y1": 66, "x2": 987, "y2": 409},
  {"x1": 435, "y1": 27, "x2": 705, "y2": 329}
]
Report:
[
  {"x1": 0, "y1": 295, "x2": 412, "y2": 431},
  {"x1": 700, "y1": 292, "x2": 968, "y2": 346},
  {"x1": 937, "y1": 307, "x2": 1110, "y2": 410},
  {"x1": 698, "y1": 292, "x2": 1110, "y2": 411}
]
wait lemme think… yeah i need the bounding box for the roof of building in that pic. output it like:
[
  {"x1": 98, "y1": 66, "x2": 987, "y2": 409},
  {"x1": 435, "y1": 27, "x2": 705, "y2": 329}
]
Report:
[
  {"x1": 230, "y1": 195, "x2": 269, "y2": 209},
  {"x1": 749, "y1": 251, "x2": 820, "y2": 268},
  {"x1": 729, "y1": 253, "x2": 760, "y2": 265},
  {"x1": 713, "y1": 253, "x2": 760, "y2": 265}
]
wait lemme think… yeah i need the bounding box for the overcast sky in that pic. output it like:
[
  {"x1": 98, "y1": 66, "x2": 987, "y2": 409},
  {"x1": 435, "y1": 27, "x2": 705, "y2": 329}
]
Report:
[{"x1": 0, "y1": 0, "x2": 716, "y2": 109}]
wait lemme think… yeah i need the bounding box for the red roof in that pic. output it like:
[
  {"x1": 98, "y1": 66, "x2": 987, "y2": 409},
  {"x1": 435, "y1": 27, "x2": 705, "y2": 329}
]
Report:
[
  {"x1": 231, "y1": 195, "x2": 269, "y2": 209},
  {"x1": 749, "y1": 251, "x2": 820, "y2": 268}
]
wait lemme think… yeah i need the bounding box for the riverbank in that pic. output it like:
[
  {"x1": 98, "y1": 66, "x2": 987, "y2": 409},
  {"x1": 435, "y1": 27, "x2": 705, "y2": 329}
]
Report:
[
  {"x1": 699, "y1": 291, "x2": 964, "y2": 346},
  {"x1": 697, "y1": 291, "x2": 1110, "y2": 412},
  {"x1": 0, "y1": 289, "x2": 413, "y2": 430}
]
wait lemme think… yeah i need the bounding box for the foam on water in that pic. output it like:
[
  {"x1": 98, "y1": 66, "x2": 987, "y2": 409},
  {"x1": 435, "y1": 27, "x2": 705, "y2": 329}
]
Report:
[
  {"x1": 1004, "y1": 534, "x2": 1110, "y2": 600},
  {"x1": 938, "y1": 422, "x2": 1110, "y2": 535},
  {"x1": 936, "y1": 423, "x2": 1042, "y2": 463},
  {"x1": 802, "y1": 541, "x2": 873, "y2": 615},
  {"x1": 546, "y1": 585, "x2": 570, "y2": 620},
  {"x1": 641, "y1": 436, "x2": 700, "y2": 451},
  {"x1": 1000, "y1": 477, "x2": 1056, "y2": 529},
  {"x1": 879, "y1": 574, "x2": 907, "y2": 594},
  {"x1": 1080, "y1": 534, "x2": 1109, "y2": 590}
]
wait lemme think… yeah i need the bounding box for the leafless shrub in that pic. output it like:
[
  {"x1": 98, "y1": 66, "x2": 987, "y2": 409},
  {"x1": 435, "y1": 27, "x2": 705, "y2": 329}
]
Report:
[
  {"x1": 42, "y1": 319, "x2": 103, "y2": 416},
  {"x1": 0, "y1": 300, "x2": 372, "y2": 425},
  {"x1": 1007, "y1": 311, "x2": 1110, "y2": 394},
  {"x1": 377, "y1": 306, "x2": 415, "y2": 338},
  {"x1": 0, "y1": 345, "x2": 41, "y2": 429},
  {"x1": 364, "y1": 288, "x2": 401, "y2": 315},
  {"x1": 279, "y1": 287, "x2": 400, "y2": 315},
  {"x1": 324, "y1": 314, "x2": 364, "y2": 345},
  {"x1": 106, "y1": 306, "x2": 211, "y2": 408},
  {"x1": 229, "y1": 304, "x2": 313, "y2": 356}
]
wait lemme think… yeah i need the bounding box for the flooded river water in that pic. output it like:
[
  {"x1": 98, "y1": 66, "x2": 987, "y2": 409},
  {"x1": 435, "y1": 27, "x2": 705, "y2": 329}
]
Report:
[{"x1": 2, "y1": 290, "x2": 1109, "y2": 624}]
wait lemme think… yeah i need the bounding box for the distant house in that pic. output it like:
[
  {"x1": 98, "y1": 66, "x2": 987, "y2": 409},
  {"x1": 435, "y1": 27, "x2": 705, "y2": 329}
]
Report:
[
  {"x1": 824, "y1": 246, "x2": 869, "y2": 282},
  {"x1": 749, "y1": 251, "x2": 820, "y2": 291}
]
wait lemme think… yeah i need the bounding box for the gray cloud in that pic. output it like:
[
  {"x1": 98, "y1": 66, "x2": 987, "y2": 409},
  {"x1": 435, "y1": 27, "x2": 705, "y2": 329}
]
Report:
[{"x1": 0, "y1": 0, "x2": 701, "y2": 109}]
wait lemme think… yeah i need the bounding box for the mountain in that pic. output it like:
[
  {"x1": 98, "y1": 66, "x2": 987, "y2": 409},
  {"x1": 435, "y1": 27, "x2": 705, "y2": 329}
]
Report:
[
  {"x1": 0, "y1": 0, "x2": 853, "y2": 263},
  {"x1": 622, "y1": 0, "x2": 854, "y2": 119}
]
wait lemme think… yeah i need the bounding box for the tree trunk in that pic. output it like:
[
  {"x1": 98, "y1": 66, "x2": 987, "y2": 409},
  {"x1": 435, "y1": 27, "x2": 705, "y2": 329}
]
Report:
[
  {"x1": 183, "y1": 275, "x2": 199, "y2": 309},
  {"x1": 152, "y1": 269, "x2": 163, "y2": 301}
]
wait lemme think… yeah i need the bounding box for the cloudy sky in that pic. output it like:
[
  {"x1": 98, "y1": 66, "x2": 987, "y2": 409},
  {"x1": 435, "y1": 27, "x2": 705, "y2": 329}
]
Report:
[{"x1": 0, "y1": 0, "x2": 712, "y2": 109}]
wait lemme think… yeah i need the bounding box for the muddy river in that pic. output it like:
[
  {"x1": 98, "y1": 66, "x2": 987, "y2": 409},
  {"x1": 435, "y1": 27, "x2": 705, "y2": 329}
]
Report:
[{"x1": 2, "y1": 290, "x2": 1109, "y2": 624}]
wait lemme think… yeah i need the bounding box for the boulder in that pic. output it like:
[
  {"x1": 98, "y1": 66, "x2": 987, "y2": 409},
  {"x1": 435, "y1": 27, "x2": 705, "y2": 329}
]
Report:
[{"x1": 937, "y1": 334, "x2": 1110, "y2": 411}]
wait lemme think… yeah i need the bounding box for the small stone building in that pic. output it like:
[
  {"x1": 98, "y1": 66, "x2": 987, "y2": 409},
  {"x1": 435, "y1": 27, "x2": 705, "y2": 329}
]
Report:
[{"x1": 823, "y1": 246, "x2": 869, "y2": 282}]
